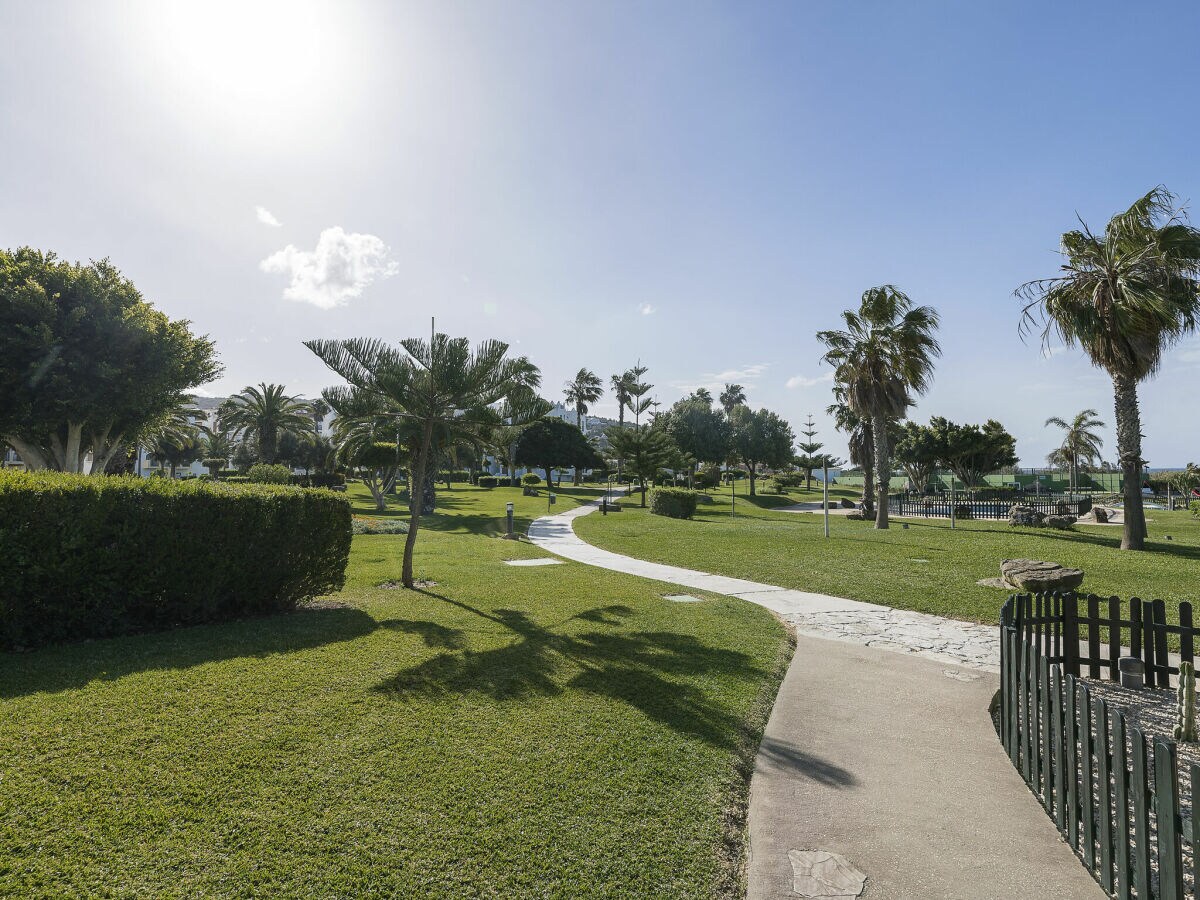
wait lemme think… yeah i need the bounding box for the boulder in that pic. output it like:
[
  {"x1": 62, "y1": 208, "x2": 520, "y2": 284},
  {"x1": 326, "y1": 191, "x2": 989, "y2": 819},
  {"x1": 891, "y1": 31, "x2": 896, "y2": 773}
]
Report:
[
  {"x1": 1093, "y1": 507, "x2": 1109, "y2": 524},
  {"x1": 1000, "y1": 558, "x2": 1085, "y2": 593},
  {"x1": 840, "y1": 497, "x2": 857, "y2": 509},
  {"x1": 845, "y1": 510, "x2": 867, "y2": 521},
  {"x1": 1044, "y1": 514, "x2": 1077, "y2": 529},
  {"x1": 1009, "y1": 505, "x2": 1045, "y2": 527}
]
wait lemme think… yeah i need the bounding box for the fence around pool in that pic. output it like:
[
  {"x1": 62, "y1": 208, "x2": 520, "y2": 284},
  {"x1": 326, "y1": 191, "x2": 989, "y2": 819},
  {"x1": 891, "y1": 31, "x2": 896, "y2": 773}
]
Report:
[
  {"x1": 1000, "y1": 592, "x2": 1200, "y2": 898},
  {"x1": 887, "y1": 492, "x2": 1093, "y2": 520}
]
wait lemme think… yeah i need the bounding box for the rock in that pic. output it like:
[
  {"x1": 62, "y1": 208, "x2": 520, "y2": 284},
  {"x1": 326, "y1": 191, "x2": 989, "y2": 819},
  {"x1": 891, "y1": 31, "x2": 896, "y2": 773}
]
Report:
[
  {"x1": 1044, "y1": 514, "x2": 1077, "y2": 529},
  {"x1": 788, "y1": 849, "x2": 867, "y2": 899},
  {"x1": 840, "y1": 497, "x2": 856, "y2": 509},
  {"x1": 1000, "y1": 558, "x2": 1085, "y2": 593},
  {"x1": 1093, "y1": 507, "x2": 1109, "y2": 524},
  {"x1": 1008, "y1": 505, "x2": 1045, "y2": 527},
  {"x1": 845, "y1": 510, "x2": 867, "y2": 521}
]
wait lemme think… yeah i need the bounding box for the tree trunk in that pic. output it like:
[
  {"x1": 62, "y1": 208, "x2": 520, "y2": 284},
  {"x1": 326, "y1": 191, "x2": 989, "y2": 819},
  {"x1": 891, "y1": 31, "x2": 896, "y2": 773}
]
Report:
[
  {"x1": 261, "y1": 428, "x2": 276, "y2": 465},
  {"x1": 1, "y1": 435, "x2": 50, "y2": 471},
  {"x1": 402, "y1": 422, "x2": 435, "y2": 587},
  {"x1": 573, "y1": 410, "x2": 582, "y2": 485},
  {"x1": 860, "y1": 421, "x2": 875, "y2": 514},
  {"x1": 1113, "y1": 373, "x2": 1147, "y2": 550},
  {"x1": 871, "y1": 410, "x2": 890, "y2": 529}
]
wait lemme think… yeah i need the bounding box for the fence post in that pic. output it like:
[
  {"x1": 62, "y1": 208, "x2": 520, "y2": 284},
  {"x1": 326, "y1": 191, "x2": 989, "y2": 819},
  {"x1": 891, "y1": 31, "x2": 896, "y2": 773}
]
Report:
[
  {"x1": 1078, "y1": 681, "x2": 1095, "y2": 872},
  {"x1": 1007, "y1": 629, "x2": 1019, "y2": 767},
  {"x1": 1065, "y1": 675, "x2": 1080, "y2": 850},
  {"x1": 1107, "y1": 596, "x2": 1121, "y2": 681},
  {"x1": 1139, "y1": 599, "x2": 1155, "y2": 688},
  {"x1": 1131, "y1": 728, "x2": 1151, "y2": 900},
  {"x1": 1062, "y1": 593, "x2": 1080, "y2": 678},
  {"x1": 1039, "y1": 655, "x2": 1052, "y2": 805},
  {"x1": 1154, "y1": 739, "x2": 1183, "y2": 900},
  {"x1": 1181, "y1": 601, "x2": 1194, "y2": 670},
  {"x1": 1052, "y1": 665, "x2": 1067, "y2": 833},
  {"x1": 1093, "y1": 696, "x2": 1113, "y2": 893},
  {"x1": 1113, "y1": 712, "x2": 1131, "y2": 900},
  {"x1": 1154, "y1": 598, "x2": 1170, "y2": 687},
  {"x1": 1087, "y1": 594, "x2": 1101, "y2": 679}
]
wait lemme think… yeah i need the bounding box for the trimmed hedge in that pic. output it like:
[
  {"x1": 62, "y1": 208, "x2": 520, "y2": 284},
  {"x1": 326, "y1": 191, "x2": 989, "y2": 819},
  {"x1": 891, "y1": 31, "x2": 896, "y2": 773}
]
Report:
[
  {"x1": 651, "y1": 488, "x2": 699, "y2": 520},
  {"x1": 247, "y1": 463, "x2": 293, "y2": 484},
  {"x1": 0, "y1": 470, "x2": 352, "y2": 649},
  {"x1": 521, "y1": 473, "x2": 541, "y2": 486},
  {"x1": 477, "y1": 475, "x2": 515, "y2": 488}
]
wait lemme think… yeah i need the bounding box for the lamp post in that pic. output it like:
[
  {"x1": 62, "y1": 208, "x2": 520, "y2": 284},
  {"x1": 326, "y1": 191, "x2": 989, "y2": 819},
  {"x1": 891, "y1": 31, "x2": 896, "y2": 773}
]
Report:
[
  {"x1": 822, "y1": 459, "x2": 829, "y2": 539},
  {"x1": 505, "y1": 501, "x2": 515, "y2": 539}
]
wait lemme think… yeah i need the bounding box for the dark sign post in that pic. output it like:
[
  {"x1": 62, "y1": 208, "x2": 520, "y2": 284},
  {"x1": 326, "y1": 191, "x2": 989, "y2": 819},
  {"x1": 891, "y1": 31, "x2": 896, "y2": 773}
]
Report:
[{"x1": 505, "y1": 501, "x2": 514, "y2": 538}]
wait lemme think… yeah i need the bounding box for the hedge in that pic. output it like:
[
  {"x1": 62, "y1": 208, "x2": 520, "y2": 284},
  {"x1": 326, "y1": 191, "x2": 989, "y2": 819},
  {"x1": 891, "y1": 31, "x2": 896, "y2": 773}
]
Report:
[
  {"x1": 0, "y1": 470, "x2": 352, "y2": 649},
  {"x1": 477, "y1": 475, "x2": 515, "y2": 488},
  {"x1": 247, "y1": 463, "x2": 293, "y2": 484},
  {"x1": 651, "y1": 488, "x2": 699, "y2": 519}
]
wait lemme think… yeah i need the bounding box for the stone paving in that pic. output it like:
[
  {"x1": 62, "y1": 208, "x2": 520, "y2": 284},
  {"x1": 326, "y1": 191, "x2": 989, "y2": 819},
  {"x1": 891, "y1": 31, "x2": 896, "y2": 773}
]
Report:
[{"x1": 527, "y1": 492, "x2": 1000, "y2": 672}]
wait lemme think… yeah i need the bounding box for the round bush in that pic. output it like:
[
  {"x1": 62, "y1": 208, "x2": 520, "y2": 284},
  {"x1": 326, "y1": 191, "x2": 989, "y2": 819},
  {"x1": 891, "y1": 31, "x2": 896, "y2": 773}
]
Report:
[
  {"x1": 651, "y1": 488, "x2": 699, "y2": 520},
  {"x1": 247, "y1": 463, "x2": 293, "y2": 484},
  {"x1": 521, "y1": 473, "x2": 541, "y2": 487}
]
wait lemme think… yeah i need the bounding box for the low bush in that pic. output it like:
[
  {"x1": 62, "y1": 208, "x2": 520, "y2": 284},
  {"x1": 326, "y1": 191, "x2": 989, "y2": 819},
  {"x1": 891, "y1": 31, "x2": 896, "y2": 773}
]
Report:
[
  {"x1": 651, "y1": 488, "x2": 699, "y2": 520},
  {"x1": 352, "y1": 517, "x2": 410, "y2": 535},
  {"x1": 521, "y1": 473, "x2": 541, "y2": 487},
  {"x1": 772, "y1": 472, "x2": 804, "y2": 488},
  {"x1": 247, "y1": 463, "x2": 293, "y2": 484},
  {"x1": 693, "y1": 466, "x2": 721, "y2": 490},
  {"x1": 0, "y1": 470, "x2": 352, "y2": 649},
  {"x1": 294, "y1": 472, "x2": 347, "y2": 489},
  {"x1": 477, "y1": 476, "x2": 514, "y2": 488},
  {"x1": 1190, "y1": 500, "x2": 1200, "y2": 519},
  {"x1": 440, "y1": 470, "x2": 472, "y2": 483},
  {"x1": 224, "y1": 476, "x2": 250, "y2": 484}
]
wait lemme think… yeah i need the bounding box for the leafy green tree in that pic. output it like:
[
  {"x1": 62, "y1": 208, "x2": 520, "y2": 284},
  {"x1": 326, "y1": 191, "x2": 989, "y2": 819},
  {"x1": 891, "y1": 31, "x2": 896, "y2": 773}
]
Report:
[
  {"x1": 719, "y1": 383, "x2": 746, "y2": 414},
  {"x1": 819, "y1": 286, "x2": 941, "y2": 528},
  {"x1": 1018, "y1": 187, "x2": 1200, "y2": 550},
  {"x1": 0, "y1": 248, "x2": 220, "y2": 473},
  {"x1": 218, "y1": 383, "x2": 313, "y2": 464},
  {"x1": 929, "y1": 417, "x2": 1018, "y2": 488},
  {"x1": 1044, "y1": 409, "x2": 1105, "y2": 493},
  {"x1": 306, "y1": 332, "x2": 526, "y2": 588},
  {"x1": 606, "y1": 425, "x2": 678, "y2": 507},
  {"x1": 728, "y1": 406, "x2": 796, "y2": 496},
  {"x1": 490, "y1": 388, "x2": 553, "y2": 484},
  {"x1": 658, "y1": 393, "x2": 730, "y2": 484},
  {"x1": 892, "y1": 420, "x2": 941, "y2": 492},
  {"x1": 515, "y1": 417, "x2": 603, "y2": 488},
  {"x1": 353, "y1": 441, "x2": 403, "y2": 511}
]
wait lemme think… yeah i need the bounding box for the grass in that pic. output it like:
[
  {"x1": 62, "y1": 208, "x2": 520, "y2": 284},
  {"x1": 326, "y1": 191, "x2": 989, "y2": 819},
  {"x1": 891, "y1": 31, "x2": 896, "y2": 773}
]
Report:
[
  {"x1": 0, "y1": 482, "x2": 790, "y2": 898},
  {"x1": 575, "y1": 486, "x2": 1200, "y2": 625}
]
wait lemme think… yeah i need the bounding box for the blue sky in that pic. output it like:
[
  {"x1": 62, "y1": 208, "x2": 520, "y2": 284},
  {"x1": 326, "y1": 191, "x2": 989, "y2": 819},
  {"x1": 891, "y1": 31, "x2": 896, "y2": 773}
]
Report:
[{"x1": 3, "y1": 1, "x2": 1199, "y2": 465}]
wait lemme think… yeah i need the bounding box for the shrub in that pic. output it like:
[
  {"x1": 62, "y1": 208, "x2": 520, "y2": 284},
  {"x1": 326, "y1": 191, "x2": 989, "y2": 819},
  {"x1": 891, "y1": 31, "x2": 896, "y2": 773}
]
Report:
[
  {"x1": 352, "y1": 517, "x2": 410, "y2": 535},
  {"x1": 651, "y1": 488, "x2": 699, "y2": 520},
  {"x1": 477, "y1": 475, "x2": 514, "y2": 488},
  {"x1": 0, "y1": 470, "x2": 352, "y2": 649},
  {"x1": 1190, "y1": 500, "x2": 1200, "y2": 518},
  {"x1": 521, "y1": 473, "x2": 541, "y2": 487},
  {"x1": 440, "y1": 470, "x2": 472, "y2": 483},
  {"x1": 772, "y1": 472, "x2": 804, "y2": 488},
  {"x1": 694, "y1": 466, "x2": 721, "y2": 490},
  {"x1": 247, "y1": 463, "x2": 293, "y2": 484},
  {"x1": 224, "y1": 476, "x2": 250, "y2": 484},
  {"x1": 295, "y1": 472, "x2": 346, "y2": 489}
]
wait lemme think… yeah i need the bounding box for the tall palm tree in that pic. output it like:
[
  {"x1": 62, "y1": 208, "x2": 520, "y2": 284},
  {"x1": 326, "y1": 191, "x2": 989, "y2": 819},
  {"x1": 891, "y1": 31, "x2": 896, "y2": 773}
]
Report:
[
  {"x1": 218, "y1": 383, "x2": 313, "y2": 464},
  {"x1": 818, "y1": 286, "x2": 941, "y2": 528},
  {"x1": 719, "y1": 383, "x2": 746, "y2": 414},
  {"x1": 563, "y1": 368, "x2": 602, "y2": 485},
  {"x1": 198, "y1": 424, "x2": 235, "y2": 475},
  {"x1": 1044, "y1": 409, "x2": 1105, "y2": 493},
  {"x1": 1019, "y1": 187, "x2": 1200, "y2": 549},
  {"x1": 610, "y1": 372, "x2": 633, "y2": 429},
  {"x1": 306, "y1": 332, "x2": 527, "y2": 588}
]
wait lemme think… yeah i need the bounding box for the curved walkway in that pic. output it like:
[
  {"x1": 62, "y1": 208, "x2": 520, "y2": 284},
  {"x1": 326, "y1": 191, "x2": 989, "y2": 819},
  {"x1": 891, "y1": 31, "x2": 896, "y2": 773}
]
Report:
[{"x1": 528, "y1": 495, "x2": 1102, "y2": 900}]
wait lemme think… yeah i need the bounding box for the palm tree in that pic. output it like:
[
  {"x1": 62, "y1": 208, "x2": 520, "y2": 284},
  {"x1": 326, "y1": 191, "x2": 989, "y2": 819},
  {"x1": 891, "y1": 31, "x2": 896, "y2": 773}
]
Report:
[
  {"x1": 218, "y1": 383, "x2": 313, "y2": 464},
  {"x1": 610, "y1": 373, "x2": 633, "y2": 428},
  {"x1": 818, "y1": 286, "x2": 941, "y2": 528},
  {"x1": 563, "y1": 368, "x2": 603, "y2": 485},
  {"x1": 198, "y1": 424, "x2": 235, "y2": 475},
  {"x1": 719, "y1": 383, "x2": 746, "y2": 414},
  {"x1": 1044, "y1": 409, "x2": 1105, "y2": 493},
  {"x1": 306, "y1": 332, "x2": 527, "y2": 588},
  {"x1": 1018, "y1": 187, "x2": 1200, "y2": 549}
]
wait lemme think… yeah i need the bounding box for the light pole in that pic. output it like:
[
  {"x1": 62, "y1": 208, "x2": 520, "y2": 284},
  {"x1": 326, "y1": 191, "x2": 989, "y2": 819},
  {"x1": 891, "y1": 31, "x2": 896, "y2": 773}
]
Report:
[{"x1": 822, "y1": 459, "x2": 829, "y2": 539}]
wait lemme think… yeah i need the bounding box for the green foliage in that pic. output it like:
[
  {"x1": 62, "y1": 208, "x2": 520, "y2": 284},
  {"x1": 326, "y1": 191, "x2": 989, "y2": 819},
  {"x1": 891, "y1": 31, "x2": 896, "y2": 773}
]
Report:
[
  {"x1": 0, "y1": 247, "x2": 221, "y2": 473},
  {"x1": 892, "y1": 420, "x2": 941, "y2": 490},
  {"x1": 440, "y1": 470, "x2": 472, "y2": 483},
  {"x1": 658, "y1": 395, "x2": 730, "y2": 466},
  {"x1": 515, "y1": 418, "x2": 603, "y2": 485},
  {"x1": 218, "y1": 383, "x2": 312, "y2": 466},
  {"x1": 1191, "y1": 500, "x2": 1200, "y2": 518},
  {"x1": 605, "y1": 425, "x2": 679, "y2": 506},
  {"x1": 928, "y1": 416, "x2": 1018, "y2": 487},
  {"x1": 521, "y1": 473, "x2": 542, "y2": 486},
  {"x1": 477, "y1": 475, "x2": 514, "y2": 488},
  {"x1": 356, "y1": 442, "x2": 400, "y2": 470},
  {"x1": 351, "y1": 517, "x2": 410, "y2": 535},
  {"x1": 650, "y1": 488, "x2": 699, "y2": 519},
  {"x1": 728, "y1": 406, "x2": 795, "y2": 494},
  {"x1": 247, "y1": 463, "x2": 293, "y2": 484},
  {"x1": 694, "y1": 465, "x2": 722, "y2": 489},
  {"x1": 0, "y1": 469, "x2": 351, "y2": 648},
  {"x1": 1177, "y1": 662, "x2": 1198, "y2": 743}
]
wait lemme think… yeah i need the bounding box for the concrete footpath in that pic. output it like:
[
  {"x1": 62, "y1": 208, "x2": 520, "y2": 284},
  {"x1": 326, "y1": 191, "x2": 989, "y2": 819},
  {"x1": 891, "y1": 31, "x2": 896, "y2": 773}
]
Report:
[{"x1": 528, "y1": 495, "x2": 1103, "y2": 899}]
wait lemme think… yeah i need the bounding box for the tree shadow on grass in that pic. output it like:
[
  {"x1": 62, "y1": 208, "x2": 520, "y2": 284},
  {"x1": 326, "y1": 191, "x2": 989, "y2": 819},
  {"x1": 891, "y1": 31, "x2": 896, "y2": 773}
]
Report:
[
  {"x1": 375, "y1": 591, "x2": 765, "y2": 748},
  {"x1": 0, "y1": 605, "x2": 378, "y2": 700}
]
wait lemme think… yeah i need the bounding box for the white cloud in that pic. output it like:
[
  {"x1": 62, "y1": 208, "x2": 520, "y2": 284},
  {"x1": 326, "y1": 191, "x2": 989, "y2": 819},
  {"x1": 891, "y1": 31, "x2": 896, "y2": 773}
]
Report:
[
  {"x1": 672, "y1": 363, "x2": 770, "y2": 397},
  {"x1": 255, "y1": 205, "x2": 283, "y2": 227},
  {"x1": 260, "y1": 226, "x2": 398, "y2": 309},
  {"x1": 786, "y1": 372, "x2": 834, "y2": 389},
  {"x1": 639, "y1": 303, "x2": 657, "y2": 316}
]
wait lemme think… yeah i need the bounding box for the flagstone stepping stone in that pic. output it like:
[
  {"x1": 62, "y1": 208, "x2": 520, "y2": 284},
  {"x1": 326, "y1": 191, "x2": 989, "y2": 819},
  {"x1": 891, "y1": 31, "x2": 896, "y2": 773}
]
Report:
[
  {"x1": 504, "y1": 558, "x2": 563, "y2": 566},
  {"x1": 663, "y1": 593, "x2": 704, "y2": 603},
  {"x1": 1000, "y1": 558, "x2": 1084, "y2": 593},
  {"x1": 788, "y1": 849, "x2": 866, "y2": 899}
]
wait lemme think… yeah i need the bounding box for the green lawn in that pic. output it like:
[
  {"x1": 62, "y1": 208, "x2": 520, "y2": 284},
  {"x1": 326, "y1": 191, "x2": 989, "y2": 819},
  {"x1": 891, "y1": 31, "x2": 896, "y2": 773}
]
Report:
[
  {"x1": 576, "y1": 487, "x2": 1200, "y2": 625},
  {"x1": 0, "y1": 483, "x2": 790, "y2": 898}
]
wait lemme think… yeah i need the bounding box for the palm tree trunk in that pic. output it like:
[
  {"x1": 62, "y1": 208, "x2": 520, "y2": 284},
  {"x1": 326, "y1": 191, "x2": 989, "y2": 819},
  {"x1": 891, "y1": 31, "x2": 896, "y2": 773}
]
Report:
[
  {"x1": 1113, "y1": 373, "x2": 1147, "y2": 550},
  {"x1": 402, "y1": 422, "x2": 435, "y2": 587},
  {"x1": 261, "y1": 427, "x2": 276, "y2": 464},
  {"x1": 871, "y1": 410, "x2": 890, "y2": 529},
  {"x1": 573, "y1": 408, "x2": 583, "y2": 486}
]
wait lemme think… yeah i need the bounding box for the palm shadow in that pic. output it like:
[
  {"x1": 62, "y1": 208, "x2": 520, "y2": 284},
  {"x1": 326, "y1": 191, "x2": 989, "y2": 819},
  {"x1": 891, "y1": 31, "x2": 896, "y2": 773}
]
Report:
[
  {"x1": 755, "y1": 735, "x2": 858, "y2": 788},
  {"x1": 375, "y1": 591, "x2": 765, "y2": 748},
  {"x1": 0, "y1": 605, "x2": 378, "y2": 699}
]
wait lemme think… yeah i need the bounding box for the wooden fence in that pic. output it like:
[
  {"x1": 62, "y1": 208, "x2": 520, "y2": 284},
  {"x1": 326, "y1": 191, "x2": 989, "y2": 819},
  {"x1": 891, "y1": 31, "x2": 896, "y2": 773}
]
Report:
[
  {"x1": 1000, "y1": 593, "x2": 1200, "y2": 898},
  {"x1": 888, "y1": 493, "x2": 1092, "y2": 520}
]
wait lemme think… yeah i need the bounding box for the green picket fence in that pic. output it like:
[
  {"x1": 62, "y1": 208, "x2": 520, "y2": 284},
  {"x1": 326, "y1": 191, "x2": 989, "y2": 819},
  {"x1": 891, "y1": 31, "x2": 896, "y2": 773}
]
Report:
[{"x1": 1000, "y1": 593, "x2": 1199, "y2": 898}]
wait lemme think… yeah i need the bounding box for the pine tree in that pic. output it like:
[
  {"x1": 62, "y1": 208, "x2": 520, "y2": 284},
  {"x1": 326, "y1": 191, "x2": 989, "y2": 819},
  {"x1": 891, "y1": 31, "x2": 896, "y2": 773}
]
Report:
[{"x1": 795, "y1": 414, "x2": 824, "y2": 490}]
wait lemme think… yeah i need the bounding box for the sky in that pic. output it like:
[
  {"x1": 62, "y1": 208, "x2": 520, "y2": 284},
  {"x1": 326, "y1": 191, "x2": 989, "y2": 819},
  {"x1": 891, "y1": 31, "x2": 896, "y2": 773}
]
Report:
[{"x1": 3, "y1": 0, "x2": 1200, "y2": 467}]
